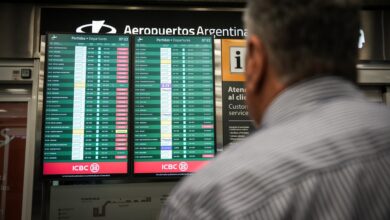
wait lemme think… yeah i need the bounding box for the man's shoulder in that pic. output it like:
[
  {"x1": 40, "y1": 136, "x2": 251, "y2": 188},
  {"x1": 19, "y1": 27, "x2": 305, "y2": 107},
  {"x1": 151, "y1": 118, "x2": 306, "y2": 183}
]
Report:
[
  {"x1": 164, "y1": 100, "x2": 390, "y2": 219},
  {"x1": 178, "y1": 99, "x2": 390, "y2": 193}
]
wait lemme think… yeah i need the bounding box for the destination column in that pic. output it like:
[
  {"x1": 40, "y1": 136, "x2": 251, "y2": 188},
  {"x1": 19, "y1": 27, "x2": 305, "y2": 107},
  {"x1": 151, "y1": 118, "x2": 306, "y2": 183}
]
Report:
[
  {"x1": 44, "y1": 38, "x2": 75, "y2": 164},
  {"x1": 133, "y1": 37, "x2": 162, "y2": 172}
]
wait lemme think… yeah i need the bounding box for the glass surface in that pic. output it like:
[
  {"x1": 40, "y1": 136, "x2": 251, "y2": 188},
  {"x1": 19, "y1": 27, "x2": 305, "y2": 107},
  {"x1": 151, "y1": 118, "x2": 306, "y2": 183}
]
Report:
[{"x1": 0, "y1": 102, "x2": 27, "y2": 220}]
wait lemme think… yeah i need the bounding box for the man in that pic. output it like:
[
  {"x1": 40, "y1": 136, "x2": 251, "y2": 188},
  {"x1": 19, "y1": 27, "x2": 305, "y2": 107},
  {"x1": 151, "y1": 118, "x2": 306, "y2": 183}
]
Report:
[{"x1": 160, "y1": 0, "x2": 390, "y2": 219}]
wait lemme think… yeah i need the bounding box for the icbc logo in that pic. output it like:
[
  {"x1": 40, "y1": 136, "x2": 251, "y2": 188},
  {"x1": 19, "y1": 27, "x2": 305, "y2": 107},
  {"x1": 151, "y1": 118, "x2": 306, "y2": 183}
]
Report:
[
  {"x1": 72, "y1": 163, "x2": 100, "y2": 173},
  {"x1": 72, "y1": 165, "x2": 88, "y2": 172},
  {"x1": 90, "y1": 163, "x2": 100, "y2": 173},
  {"x1": 179, "y1": 162, "x2": 189, "y2": 172},
  {"x1": 162, "y1": 164, "x2": 177, "y2": 170},
  {"x1": 161, "y1": 162, "x2": 189, "y2": 172}
]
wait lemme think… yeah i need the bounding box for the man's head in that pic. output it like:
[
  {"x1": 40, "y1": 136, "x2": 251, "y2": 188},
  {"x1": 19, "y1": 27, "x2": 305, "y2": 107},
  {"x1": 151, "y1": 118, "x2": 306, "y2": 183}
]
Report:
[{"x1": 244, "y1": 0, "x2": 360, "y2": 127}]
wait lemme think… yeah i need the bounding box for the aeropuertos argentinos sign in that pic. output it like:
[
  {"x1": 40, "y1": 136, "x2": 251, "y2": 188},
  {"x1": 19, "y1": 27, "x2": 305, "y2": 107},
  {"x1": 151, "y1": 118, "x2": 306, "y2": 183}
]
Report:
[
  {"x1": 76, "y1": 20, "x2": 247, "y2": 37},
  {"x1": 41, "y1": 8, "x2": 246, "y2": 39},
  {"x1": 123, "y1": 25, "x2": 247, "y2": 37}
]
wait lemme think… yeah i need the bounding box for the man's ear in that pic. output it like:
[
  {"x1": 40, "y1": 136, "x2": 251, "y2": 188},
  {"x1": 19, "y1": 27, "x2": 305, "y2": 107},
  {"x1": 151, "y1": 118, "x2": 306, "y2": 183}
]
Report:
[{"x1": 245, "y1": 35, "x2": 267, "y2": 94}]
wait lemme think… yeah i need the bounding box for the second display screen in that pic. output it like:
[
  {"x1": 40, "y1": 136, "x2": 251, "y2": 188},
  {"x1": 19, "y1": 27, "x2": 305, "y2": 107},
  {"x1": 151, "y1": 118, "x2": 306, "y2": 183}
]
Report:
[{"x1": 133, "y1": 36, "x2": 216, "y2": 176}]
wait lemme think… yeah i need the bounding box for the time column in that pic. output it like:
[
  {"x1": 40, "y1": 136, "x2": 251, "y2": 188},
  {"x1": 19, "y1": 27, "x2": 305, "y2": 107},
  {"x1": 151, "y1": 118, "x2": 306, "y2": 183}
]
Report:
[
  {"x1": 171, "y1": 39, "x2": 215, "y2": 160},
  {"x1": 84, "y1": 43, "x2": 103, "y2": 160},
  {"x1": 84, "y1": 42, "x2": 128, "y2": 161}
]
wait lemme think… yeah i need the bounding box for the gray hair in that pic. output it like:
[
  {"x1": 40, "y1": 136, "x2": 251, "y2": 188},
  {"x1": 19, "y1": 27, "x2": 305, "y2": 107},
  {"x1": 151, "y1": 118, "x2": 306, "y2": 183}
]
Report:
[{"x1": 244, "y1": 0, "x2": 360, "y2": 84}]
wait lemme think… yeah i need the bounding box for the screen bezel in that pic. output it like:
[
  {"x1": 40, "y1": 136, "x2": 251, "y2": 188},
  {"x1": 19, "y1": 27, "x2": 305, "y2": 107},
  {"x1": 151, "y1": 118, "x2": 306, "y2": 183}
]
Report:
[{"x1": 131, "y1": 35, "x2": 217, "y2": 178}]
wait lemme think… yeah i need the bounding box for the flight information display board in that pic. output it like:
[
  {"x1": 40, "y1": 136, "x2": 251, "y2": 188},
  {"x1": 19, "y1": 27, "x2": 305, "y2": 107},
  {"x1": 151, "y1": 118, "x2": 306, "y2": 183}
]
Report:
[
  {"x1": 43, "y1": 34, "x2": 130, "y2": 177},
  {"x1": 133, "y1": 36, "x2": 216, "y2": 176}
]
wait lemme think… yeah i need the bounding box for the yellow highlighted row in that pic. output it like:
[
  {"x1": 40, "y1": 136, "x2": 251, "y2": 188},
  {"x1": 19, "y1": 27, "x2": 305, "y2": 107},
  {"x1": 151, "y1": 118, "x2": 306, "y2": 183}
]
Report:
[
  {"x1": 72, "y1": 129, "x2": 84, "y2": 134},
  {"x1": 161, "y1": 120, "x2": 172, "y2": 125},
  {"x1": 116, "y1": 130, "x2": 128, "y2": 134},
  {"x1": 74, "y1": 83, "x2": 86, "y2": 88},
  {"x1": 161, "y1": 133, "x2": 172, "y2": 138}
]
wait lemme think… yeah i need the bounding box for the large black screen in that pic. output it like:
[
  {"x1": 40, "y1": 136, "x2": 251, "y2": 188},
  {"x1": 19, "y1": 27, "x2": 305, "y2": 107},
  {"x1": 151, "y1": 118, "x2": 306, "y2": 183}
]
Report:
[
  {"x1": 133, "y1": 36, "x2": 216, "y2": 176},
  {"x1": 43, "y1": 33, "x2": 130, "y2": 177}
]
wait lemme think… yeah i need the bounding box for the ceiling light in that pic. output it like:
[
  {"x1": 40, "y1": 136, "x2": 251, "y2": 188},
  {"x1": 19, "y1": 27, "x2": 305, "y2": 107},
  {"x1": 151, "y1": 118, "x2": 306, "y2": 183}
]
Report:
[{"x1": 5, "y1": 88, "x2": 28, "y2": 94}]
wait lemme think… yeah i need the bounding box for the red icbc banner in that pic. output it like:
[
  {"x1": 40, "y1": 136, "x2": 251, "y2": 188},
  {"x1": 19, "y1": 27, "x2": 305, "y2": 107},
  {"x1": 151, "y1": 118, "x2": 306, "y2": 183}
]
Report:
[
  {"x1": 43, "y1": 162, "x2": 127, "y2": 175},
  {"x1": 134, "y1": 161, "x2": 209, "y2": 174}
]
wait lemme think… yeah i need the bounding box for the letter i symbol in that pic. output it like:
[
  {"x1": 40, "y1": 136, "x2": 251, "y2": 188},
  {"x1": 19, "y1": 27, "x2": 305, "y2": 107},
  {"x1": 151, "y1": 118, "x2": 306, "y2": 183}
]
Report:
[{"x1": 235, "y1": 51, "x2": 242, "y2": 69}]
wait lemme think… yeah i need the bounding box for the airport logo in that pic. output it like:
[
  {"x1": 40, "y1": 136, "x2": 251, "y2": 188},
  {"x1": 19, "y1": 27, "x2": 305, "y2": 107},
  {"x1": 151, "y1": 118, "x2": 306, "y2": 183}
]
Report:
[
  {"x1": 76, "y1": 20, "x2": 117, "y2": 34},
  {"x1": 359, "y1": 29, "x2": 365, "y2": 49}
]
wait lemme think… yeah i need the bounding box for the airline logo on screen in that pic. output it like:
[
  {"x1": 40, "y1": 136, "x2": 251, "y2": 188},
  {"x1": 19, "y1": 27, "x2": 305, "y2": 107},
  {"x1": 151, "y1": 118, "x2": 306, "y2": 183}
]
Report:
[
  {"x1": 134, "y1": 161, "x2": 210, "y2": 173},
  {"x1": 76, "y1": 20, "x2": 117, "y2": 34},
  {"x1": 43, "y1": 162, "x2": 127, "y2": 175}
]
